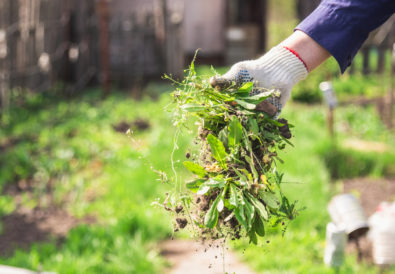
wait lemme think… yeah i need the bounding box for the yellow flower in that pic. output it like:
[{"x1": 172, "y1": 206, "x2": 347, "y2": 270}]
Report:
[
  {"x1": 260, "y1": 174, "x2": 268, "y2": 185},
  {"x1": 205, "y1": 163, "x2": 221, "y2": 173}
]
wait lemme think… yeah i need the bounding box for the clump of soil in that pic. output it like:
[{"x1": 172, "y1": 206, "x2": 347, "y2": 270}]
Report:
[
  {"x1": 176, "y1": 217, "x2": 188, "y2": 229},
  {"x1": 112, "y1": 118, "x2": 150, "y2": 133}
]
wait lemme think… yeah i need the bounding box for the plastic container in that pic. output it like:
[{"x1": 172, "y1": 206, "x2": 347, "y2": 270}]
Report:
[
  {"x1": 369, "y1": 202, "x2": 395, "y2": 265},
  {"x1": 324, "y1": 222, "x2": 347, "y2": 267},
  {"x1": 328, "y1": 193, "x2": 369, "y2": 239}
]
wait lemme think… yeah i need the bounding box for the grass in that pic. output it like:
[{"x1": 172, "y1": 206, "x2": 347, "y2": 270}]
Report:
[
  {"x1": 0, "y1": 67, "x2": 394, "y2": 273},
  {"x1": 231, "y1": 103, "x2": 394, "y2": 273},
  {"x1": 0, "y1": 88, "x2": 192, "y2": 273}
]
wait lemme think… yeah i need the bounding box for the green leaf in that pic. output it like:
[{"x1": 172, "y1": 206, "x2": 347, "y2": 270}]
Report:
[
  {"x1": 239, "y1": 168, "x2": 253, "y2": 183},
  {"x1": 237, "y1": 82, "x2": 253, "y2": 93},
  {"x1": 207, "y1": 134, "x2": 228, "y2": 169},
  {"x1": 181, "y1": 103, "x2": 206, "y2": 112},
  {"x1": 244, "y1": 155, "x2": 258, "y2": 181},
  {"x1": 242, "y1": 128, "x2": 253, "y2": 153},
  {"x1": 183, "y1": 161, "x2": 207, "y2": 178},
  {"x1": 233, "y1": 168, "x2": 245, "y2": 180},
  {"x1": 205, "y1": 178, "x2": 226, "y2": 188},
  {"x1": 245, "y1": 192, "x2": 268, "y2": 220},
  {"x1": 228, "y1": 116, "x2": 243, "y2": 151},
  {"x1": 196, "y1": 178, "x2": 226, "y2": 195},
  {"x1": 258, "y1": 190, "x2": 280, "y2": 209},
  {"x1": 229, "y1": 184, "x2": 238, "y2": 207},
  {"x1": 197, "y1": 184, "x2": 210, "y2": 195},
  {"x1": 248, "y1": 229, "x2": 258, "y2": 245},
  {"x1": 218, "y1": 128, "x2": 228, "y2": 148},
  {"x1": 204, "y1": 195, "x2": 221, "y2": 228},
  {"x1": 234, "y1": 99, "x2": 256, "y2": 110},
  {"x1": 248, "y1": 117, "x2": 259, "y2": 135},
  {"x1": 254, "y1": 215, "x2": 265, "y2": 237},
  {"x1": 234, "y1": 205, "x2": 248, "y2": 230},
  {"x1": 242, "y1": 91, "x2": 273, "y2": 102},
  {"x1": 217, "y1": 199, "x2": 224, "y2": 212},
  {"x1": 243, "y1": 198, "x2": 255, "y2": 230},
  {"x1": 185, "y1": 179, "x2": 205, "y2": 192}
]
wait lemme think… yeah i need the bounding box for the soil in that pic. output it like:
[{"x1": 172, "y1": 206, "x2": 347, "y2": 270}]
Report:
[
  {"x1": 0, "y1": 207, "x2": 94, "y2": 256},
  {"x1": 343, "y1": 178, "x2": 395, "y2": 263},
  {"x1": 1, "y1": 180, "x2": 95, "y2": 256},
  {"x1": 161, "y1": 239, "x2": 255, "y2": 274},
  {"x1": 112, "y1": 118, "x2": 150, "y2": 133},
  {"x1": 343, "y1": 178, "x2": 395, "y2": 216}
]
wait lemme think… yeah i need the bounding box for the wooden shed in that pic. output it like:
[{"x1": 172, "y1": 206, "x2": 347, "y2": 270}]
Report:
[{"x1": 184, "y1": 0, "x2": 268, "y2": 66}]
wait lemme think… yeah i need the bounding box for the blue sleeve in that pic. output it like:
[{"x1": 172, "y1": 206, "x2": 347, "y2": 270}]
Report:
[{"x1": 295, "y1": 0, "x2": 395, "y2": 73}]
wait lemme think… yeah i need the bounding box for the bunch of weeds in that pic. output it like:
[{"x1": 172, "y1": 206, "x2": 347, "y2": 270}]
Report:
[{"x1": 160, "y1": 58, "x2": 301, "y2": 244}]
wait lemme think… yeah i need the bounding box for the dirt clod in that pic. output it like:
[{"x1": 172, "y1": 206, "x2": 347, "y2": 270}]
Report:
[
  {"x1": 175, "y1": 205, "x2": 184, "y2": 213},
  {"x1": 112, "y1": 118, "x2": 150, "y2": 133},
  {"x1": 132, "y1": 118, "x2": 150, "y2": 131},
  {"x1": 256, "y1": 100, "x2": 278, "y2": 116},
  {"x1": 277, "y1": 118, "x2": 292, "y2": 139},
  {"x1": 176, "y1": 217, "x2": 188, "y2": 229}
]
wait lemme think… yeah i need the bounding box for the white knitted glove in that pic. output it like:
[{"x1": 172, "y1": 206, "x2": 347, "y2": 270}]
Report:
[{"x1": 211, "y1": 45, "x2": 308, "y2": 115}]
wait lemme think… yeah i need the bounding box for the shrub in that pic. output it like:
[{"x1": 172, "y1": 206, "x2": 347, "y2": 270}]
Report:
[{"x1": 319, "y1": 143, "x2": 395, "y2": 180}]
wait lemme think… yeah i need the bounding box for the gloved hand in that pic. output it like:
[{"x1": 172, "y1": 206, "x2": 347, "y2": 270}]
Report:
[{"x1": 210, "y1": 45, "x2": 308, "y2": 115}]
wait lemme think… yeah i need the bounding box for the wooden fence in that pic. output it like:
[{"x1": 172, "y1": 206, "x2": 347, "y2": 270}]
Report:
[
  {"x1": 0, "y1": 0, "x2": 184, "y2": 109},
  {"x1": 0, "y1": 0, "x2": 99, "y2": 107}
]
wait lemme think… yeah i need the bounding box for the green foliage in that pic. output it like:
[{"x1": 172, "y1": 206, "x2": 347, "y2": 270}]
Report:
[
  {"x1": 165, "y1": 58, "x2": 299, "y2": 243},
  {"x1": 183, "y1": 161, "x2": 207, "y2": 178},
  {"x1": 1, "y1": 61, "x2": 393, "y2": 273},
  {"x1": 292, "y1": 54, "x2": 391, "y2": 104},
  {"x1": 231, "y1": 103, "x2": 394, "y2": 273},
  {"x1": 319, "y1": 143, "x2": 395, "y2": 179},
  {"x1": 0, "y1": 89, "x2": 180, "y2": 273},
  {"x1": 228, "y1": 116, "x2": 243, "y2": 151},
  {"x1": 206, "y1": 134, "x2": 228, "y2": 170}
]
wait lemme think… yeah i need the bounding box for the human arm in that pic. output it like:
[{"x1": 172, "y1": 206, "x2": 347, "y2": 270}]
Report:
[
  {"x1": 296, "y1": 0, "x2": 395, "y2": 73},
  {"x1": 210, "y1": 32, "x2": 327, "y2": 114},
  {"x1": 210, "y1": 0, "x2": 395, "y2": 115}
]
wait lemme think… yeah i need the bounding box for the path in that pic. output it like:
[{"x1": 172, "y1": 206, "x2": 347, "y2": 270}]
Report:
[{"x1": 161, "y1": 239, "x2": 255, "y2": 274}]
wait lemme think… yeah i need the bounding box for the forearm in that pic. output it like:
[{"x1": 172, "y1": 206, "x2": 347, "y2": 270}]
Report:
[
  {"x1": 280, "y1": 30, "x2": 331, "y2": 72},
  {"x1": 295, "y1": 0, "x2": 395, "y2": 73}
]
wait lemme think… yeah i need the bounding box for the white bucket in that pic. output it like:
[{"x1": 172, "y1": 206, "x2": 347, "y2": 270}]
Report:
[
  {"x1": 369, "y1": 202, "x2": 395, "y2": 265},
  {"x1": 328, "y1": 194, "x2": 369, "y2": 239},
  {"x1": 324, "y1": 222, "x2": 347, "y2": 267}
]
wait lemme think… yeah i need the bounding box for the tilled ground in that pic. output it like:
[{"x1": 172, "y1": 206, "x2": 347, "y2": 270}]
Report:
[
  {"x1": 343, "y1": 178, "x2": 395, "y2": 263},
  {"x1": 0, "y1": 181, "x2": 95, "y2": 256},
  {"x1": 343, "y1": 178, "x2": 395, "y2": 216}
]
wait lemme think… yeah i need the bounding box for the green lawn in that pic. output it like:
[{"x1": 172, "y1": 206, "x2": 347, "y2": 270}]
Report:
[
  {"x1": 232, "y1": 103, "x2": 394, "y2": 273},
  {"x1": 0, "y1": 90, "x2": 187, "y2": 273},
  {"x1": 0, "y1": 69, "x2": 393, "y2": 273}
]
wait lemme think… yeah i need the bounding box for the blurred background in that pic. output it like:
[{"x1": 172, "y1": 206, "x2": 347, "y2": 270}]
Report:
[{"x1": 0, "y1": 0, "x2": 394, "y2": 273}]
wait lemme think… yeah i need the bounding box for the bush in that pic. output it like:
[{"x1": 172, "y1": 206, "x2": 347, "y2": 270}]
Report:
[{"x1": 319, "y1": 143, "x2": 395, "y2": 180}]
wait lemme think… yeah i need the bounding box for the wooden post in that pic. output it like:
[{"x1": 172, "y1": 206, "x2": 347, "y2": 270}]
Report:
[
  {"x1": 159, "y1": 0, "x2": 167, "y2": 72},
  {"x1": 349, "y1": 61, "x2": 355, "y2": 75},
  {"x1": 97, "y1": 0, "x2": 110, "y2": 97},
  {"x1": 328, "y1": 107, "x2": 335, "y2": 137},
  {"x1": 320, "y1": 81, "x2": 338, "y2": 138},
  {"x1": 0, "y1": 72, "x2": 10, "y2": 123},
  {"x1": 377, "y1": 47, "x2": 385, "y2": 74},
  {"x1": 388, "y1": 43, "x2": 394, "y2": 129},
  {"x1": 362, "y1": 47, "x2": 370, "y2": 75}
]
